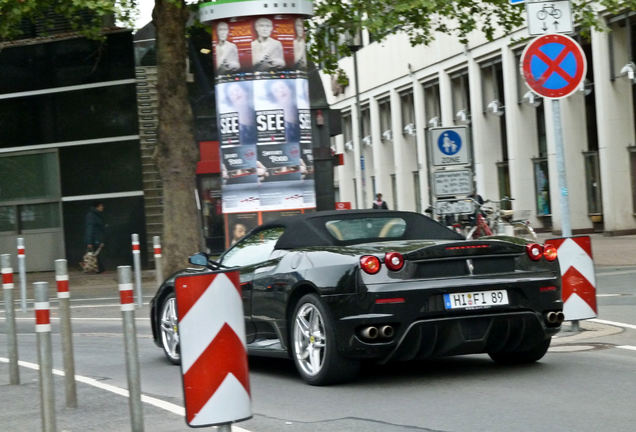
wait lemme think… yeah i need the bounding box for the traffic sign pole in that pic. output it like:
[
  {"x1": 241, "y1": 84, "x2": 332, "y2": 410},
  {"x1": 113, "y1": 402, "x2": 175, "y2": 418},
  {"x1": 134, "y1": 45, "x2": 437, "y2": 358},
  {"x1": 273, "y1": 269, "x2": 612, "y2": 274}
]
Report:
[{"x1": 551, "y1": 100, "x2": 572, "y2": 237}]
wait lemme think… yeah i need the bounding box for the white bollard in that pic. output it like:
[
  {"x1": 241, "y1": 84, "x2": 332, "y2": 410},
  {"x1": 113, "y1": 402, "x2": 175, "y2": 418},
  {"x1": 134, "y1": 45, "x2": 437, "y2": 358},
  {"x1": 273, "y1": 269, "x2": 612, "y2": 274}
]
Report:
[
  {"x1": 118, "y1": 266, "x2": 144, "y2": 432},
  {"x1": 2, "y1": 254, "x2": 19, "y2": 385},
  {"x1": 55, "y1": 259, "x2": 77, "y2": 408},
  {"x1": 131, "y1": 234, "x2": 143, "y2": 307},
  {"x1": 153, "y1": 236, "x2": 164, "y2": 288},
  {"x1": 17, "y1": 237, "x2": 27, "y2": 312},
  {"x1": 34, "y1": 281, "x2": 56, "y2": 432}
]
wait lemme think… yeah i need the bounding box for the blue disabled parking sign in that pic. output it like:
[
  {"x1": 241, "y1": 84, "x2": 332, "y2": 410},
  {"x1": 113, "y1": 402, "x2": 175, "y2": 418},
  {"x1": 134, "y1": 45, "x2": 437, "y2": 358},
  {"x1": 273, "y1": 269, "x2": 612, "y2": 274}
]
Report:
[{"x1": 430, "y1": 126, "x2": 470, "y2": 166}]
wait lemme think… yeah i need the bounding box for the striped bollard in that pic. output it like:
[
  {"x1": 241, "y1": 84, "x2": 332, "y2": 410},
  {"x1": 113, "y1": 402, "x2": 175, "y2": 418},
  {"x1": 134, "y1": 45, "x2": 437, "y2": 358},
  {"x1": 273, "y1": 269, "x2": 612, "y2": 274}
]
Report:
[
  {"x1": 131, "y1": 234, "x2": 143, "y2": 307},
  {"x1": 34, "y1": 281, "x2": 56, "y2": 432},
  {"x1": 118, "y1": 266, "x2": 144, "y2": 432},
  {"x1": 56, "y1": 259, "x2": 77, "y2": 408},
  {"x1": 153, "y1": 236, "x2": 164, "y2": 289},
  {"x1": 2, "y1": 254, "x2": 19, "y2": 384},
  {"x1": 17, "y1": 237, "x2": 27, "y2": 312},
  {"x1": 175, "y1": 271, "x2": 251, "y2": 428}
]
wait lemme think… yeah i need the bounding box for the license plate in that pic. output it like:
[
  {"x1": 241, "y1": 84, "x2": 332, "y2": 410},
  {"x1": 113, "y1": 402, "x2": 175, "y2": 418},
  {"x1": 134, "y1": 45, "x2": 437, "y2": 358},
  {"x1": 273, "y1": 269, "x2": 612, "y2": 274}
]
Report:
[{"x1": 443, "y1": 290, "x2": 509, "y2": 310}]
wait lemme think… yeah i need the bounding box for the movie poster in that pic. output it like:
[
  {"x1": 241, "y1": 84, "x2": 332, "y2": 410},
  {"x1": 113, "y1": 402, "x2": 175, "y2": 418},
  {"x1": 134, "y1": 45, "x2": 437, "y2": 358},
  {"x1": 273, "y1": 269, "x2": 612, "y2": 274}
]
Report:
[{"x1": 212, "y1": 15, "x2": 314, "y2": 214}]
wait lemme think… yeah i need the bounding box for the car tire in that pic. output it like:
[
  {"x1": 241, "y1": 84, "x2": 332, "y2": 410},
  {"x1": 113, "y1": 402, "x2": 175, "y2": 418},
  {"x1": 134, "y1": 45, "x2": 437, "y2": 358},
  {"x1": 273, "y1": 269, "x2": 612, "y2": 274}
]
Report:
[
  {"x1": 488, "y1": 337, "x2": 551, "y2": 365},
  {"x1": 290, "y1": 294, "x2": 359, "y2": 385},
  {"x1": 159, "y1": 292, "x2": 181, "y2": 365}
]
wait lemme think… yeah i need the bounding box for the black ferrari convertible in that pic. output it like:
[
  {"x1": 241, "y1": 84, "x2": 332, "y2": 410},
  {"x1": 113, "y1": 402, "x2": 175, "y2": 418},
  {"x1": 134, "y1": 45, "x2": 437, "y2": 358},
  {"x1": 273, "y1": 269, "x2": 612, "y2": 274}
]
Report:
[{"x1": 150, "y1": 210, "x2": 563, "y2": 385}]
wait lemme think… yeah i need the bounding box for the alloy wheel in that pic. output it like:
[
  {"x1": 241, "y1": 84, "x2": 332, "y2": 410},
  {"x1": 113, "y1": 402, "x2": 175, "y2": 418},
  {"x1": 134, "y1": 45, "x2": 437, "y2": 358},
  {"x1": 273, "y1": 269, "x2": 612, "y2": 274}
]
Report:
[
  {"x1": 160, "y1": 295, "x2": 180, "y2": 362},
  {"x1": 293, "y1": 302, "x2": 326, "y2": 376}
]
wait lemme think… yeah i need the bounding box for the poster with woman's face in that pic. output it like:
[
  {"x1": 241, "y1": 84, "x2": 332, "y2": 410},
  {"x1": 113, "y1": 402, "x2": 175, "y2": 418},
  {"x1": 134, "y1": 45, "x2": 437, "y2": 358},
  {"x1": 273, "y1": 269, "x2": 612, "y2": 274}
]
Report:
[{"x1": 216, "y1": 80, "x2": 257, "y2": 146}]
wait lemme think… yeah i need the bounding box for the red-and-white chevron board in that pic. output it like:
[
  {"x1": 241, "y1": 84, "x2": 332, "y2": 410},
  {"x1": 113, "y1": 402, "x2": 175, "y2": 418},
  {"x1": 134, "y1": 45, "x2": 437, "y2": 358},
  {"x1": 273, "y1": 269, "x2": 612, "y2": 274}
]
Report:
[
  {"x1": 545, "y1": 236, "x2": 598, "y2": 321},
  {"x1": 175, "y1": 271, "x2": 251, "y2": 427}
]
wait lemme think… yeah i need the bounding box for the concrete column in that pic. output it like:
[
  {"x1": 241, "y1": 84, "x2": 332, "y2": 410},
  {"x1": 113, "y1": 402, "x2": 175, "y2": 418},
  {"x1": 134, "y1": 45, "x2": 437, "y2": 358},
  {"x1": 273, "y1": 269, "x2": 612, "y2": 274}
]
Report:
[
  {"x1": 501, "y1": 45, "x2": 541, "y2": 224},
  {"x1": 390, "y1": 89, "x2": 415, "y2": 210},
  {"x1": 468, "y1": 56, "x2": 501, "y2": 198},
  {"x1": 592, "y1": 27, "x2": 636, "y2": 233},
  {"x1": 413, "y1": 76, "x2": 431, "y2": 209},
  {"x1": 370, "y1": 97, "x2": 385, "y2": 205},
  {"x1": 351, "y1": 102, "x2": 363, "y2": 209},
  {"x1": 439, "y1": 70, "x2": 454, "y2": 127}
]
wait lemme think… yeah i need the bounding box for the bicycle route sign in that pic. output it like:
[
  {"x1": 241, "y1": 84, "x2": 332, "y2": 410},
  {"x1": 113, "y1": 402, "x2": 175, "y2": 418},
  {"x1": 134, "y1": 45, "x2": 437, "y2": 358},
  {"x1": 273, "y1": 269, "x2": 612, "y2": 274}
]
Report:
[
  {"x1": 525, "y1": 0, "x2": 573, "y2": 36},
  {"x1": 520, "y1": 33, "x2": 586, "y2": 99},
  {"x1": 429, "y1": 126, "x2": 470, "y2": 166}
]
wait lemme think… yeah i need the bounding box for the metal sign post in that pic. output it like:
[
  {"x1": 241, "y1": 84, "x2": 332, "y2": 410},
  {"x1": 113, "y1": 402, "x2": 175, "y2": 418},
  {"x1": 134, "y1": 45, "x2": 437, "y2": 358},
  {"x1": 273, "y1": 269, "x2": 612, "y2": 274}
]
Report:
[{"x1": 520, "y1": 33, "x2": 586, "y2": 238}]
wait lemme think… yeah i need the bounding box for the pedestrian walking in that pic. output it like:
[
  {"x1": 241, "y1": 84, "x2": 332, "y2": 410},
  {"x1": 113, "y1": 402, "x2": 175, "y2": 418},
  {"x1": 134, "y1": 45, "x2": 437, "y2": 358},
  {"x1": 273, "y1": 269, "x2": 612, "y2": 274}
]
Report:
[
  {"x1": 83, "y1": 201, "x2": 105, "y2": 273},
  {"x1": 372, "y1": 193, "x2": 388, "y2": 209}
]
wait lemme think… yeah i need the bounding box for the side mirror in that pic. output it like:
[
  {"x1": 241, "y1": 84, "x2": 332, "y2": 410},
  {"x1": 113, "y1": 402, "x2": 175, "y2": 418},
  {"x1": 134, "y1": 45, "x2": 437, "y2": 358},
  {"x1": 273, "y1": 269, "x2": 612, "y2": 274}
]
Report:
[{"x1": 188, "y1": 252, "x2": 209, "y2": 267}]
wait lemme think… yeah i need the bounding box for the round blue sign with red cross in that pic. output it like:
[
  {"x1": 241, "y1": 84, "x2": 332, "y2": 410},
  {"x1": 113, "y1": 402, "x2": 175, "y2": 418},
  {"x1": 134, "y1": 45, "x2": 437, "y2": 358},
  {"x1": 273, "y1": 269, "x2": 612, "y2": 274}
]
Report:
[{"x1": 521, "y1": 34, "x2": 587, "y2": 99}]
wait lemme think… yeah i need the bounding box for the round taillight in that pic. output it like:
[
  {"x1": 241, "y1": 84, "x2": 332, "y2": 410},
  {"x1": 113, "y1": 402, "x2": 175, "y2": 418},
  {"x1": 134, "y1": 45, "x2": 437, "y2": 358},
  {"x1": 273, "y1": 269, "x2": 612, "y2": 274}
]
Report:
[
  {"x1": 543, "y1": 244, "x2": 558, "y2": 261},
  {"x1": 360, "y1": 255, "x2": 381, "y2": 274},
  {"x1": 384, "y1": 252, "x2": 404, "y2": 271},
  {"x1": 526, "y1": 243, "x2": 544, "y2": 261}
]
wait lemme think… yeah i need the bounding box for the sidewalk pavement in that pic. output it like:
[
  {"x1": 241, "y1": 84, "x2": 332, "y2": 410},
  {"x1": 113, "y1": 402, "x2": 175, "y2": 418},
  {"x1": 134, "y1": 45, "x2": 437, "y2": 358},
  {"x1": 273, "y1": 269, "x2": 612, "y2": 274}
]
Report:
[
  {"x1": 1, "y1": 233, "x2": 634, "y2": 431},
  {"x1": 536, "y1": 232, "x2": 636, "y2": 267}
]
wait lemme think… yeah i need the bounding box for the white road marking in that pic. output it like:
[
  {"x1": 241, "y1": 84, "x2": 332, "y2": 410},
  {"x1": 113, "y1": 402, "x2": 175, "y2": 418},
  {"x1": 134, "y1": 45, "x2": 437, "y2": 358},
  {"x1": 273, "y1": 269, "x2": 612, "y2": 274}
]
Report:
[
  {"x1": 596, "y1": 294, "x2": 622, "y2": 297},
  {"x1": 0, "y1": 357, "x2": 252, "y2": 432},
  {"x1": 591, "y1": 318, "x2": 636, "y2": 331},
  {"x1": 617, "y1": 345, "x2": 636, "y2": 351}
]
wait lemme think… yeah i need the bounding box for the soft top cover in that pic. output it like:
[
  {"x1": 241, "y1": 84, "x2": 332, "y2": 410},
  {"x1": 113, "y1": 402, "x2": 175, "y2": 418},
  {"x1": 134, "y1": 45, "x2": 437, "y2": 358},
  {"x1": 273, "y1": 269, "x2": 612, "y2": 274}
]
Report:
[{"x1": 249, "y1": 210, "x2": 463, "y2": 249}]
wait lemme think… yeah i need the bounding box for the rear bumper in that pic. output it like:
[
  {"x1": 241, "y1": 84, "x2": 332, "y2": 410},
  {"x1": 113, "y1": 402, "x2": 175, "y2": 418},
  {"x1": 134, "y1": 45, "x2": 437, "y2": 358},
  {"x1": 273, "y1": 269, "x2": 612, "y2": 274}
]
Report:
[
  {"x1": 338, "y1": 310, "x2": 559, "y2": 362},
  {"x1": 329, "y1": 273, "x2": 562, "y2": 362}
]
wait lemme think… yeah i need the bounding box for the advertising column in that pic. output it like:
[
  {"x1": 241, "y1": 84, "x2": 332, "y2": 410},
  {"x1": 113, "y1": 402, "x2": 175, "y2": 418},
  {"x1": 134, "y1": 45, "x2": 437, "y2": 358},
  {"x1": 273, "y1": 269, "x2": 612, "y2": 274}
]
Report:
[{"x1": 200, "y1": 0, "x2": 314, "y2": 247}]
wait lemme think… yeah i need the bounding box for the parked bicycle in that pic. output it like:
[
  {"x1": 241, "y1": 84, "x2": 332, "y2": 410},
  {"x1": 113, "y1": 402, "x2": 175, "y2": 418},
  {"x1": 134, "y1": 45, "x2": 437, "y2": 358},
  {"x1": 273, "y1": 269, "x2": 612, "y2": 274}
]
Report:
[{"x1": 483, "y1": 197, "x2": 538, "y2": 241}]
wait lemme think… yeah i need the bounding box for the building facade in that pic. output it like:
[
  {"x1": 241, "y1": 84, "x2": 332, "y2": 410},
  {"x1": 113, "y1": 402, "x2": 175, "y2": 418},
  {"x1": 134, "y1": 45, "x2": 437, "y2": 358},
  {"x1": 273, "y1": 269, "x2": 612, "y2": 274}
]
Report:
[
  {"x1": 324, "y1": 11, "x2": 636, "y2": 235},
  {"x1": 0, "y1": 29, "x2": 147, "y2": 271}
]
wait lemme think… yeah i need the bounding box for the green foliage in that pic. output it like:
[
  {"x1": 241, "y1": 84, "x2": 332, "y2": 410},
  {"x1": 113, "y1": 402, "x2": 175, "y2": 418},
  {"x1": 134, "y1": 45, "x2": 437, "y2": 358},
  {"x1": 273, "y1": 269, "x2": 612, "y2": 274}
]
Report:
[
  {"x1": 0, "y1": 0, "x2": 138, "y2": 40},
  {"x1": 306, "y1": 0, "x2": 636, "y2": 76}
]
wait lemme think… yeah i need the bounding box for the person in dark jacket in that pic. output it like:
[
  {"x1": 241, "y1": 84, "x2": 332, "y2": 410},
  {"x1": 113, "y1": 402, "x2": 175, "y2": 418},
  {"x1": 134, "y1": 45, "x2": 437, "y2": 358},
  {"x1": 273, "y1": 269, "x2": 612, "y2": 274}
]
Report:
[
  {"x1": 85, "y1": 201, "x2": 105, "y2": 272},
  {"x1": 372, "y1": 193, "x2": 389, "y2": 209}
]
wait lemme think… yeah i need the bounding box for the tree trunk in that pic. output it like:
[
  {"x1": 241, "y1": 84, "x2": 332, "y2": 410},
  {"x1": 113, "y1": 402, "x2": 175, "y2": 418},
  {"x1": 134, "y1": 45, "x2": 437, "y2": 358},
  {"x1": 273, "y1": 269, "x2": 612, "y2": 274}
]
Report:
[{"x1": 153, "y1": 0, "x2": 202, "y2": 274}]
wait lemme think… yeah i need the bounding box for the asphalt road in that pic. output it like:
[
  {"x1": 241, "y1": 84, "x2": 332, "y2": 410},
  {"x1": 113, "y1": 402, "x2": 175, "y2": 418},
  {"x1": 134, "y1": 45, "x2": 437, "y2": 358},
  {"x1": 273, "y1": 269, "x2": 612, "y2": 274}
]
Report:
[{"x1": 1, "y1": 266, "x2": 636, "y2": 432}]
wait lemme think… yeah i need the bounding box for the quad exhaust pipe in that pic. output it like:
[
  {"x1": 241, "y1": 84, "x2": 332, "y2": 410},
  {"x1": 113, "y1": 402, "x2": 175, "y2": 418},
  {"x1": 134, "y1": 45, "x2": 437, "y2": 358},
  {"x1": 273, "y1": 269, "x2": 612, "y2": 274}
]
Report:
[
  {"x1": 546, "y1": 311, "x2": 565, "y2": 324},
  {"x1": 379, "y1": 325, "x2": 394, "y2": 338},
  {"x1": 360, "y1": 325, "x2": 395, "y2": 340},
  {"x1": 360, "y1": 326, "x2": 379, "y2": 340}
]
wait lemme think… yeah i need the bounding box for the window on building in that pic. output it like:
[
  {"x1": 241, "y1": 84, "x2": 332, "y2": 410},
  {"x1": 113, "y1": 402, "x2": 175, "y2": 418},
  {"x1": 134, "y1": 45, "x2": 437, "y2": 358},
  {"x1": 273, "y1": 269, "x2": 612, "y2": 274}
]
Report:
[
  {"x1": 390, "y1": 174, "x2": 397, "y2": 210},
  {"x1": 342, "y1": 112, "x2": 353, "y2": 150},
  {"x1": 533, "y1": 103, "x2": 551, "y2": 217},
  {"x1": 353, "y1": 178, "x2": 358, "y2": 209},
  {"x1": 361, "y1": 104, "x2": 371, "y2": 143},
  {"x1": 400, "y1": 90, "x2": 415, "y2": 136},
  {"x1": 608, "y1": 14, "x2": 635, "y2": 80},
  {"x1": 496, "y1": 162, "x2": 512, "y2": 210},
  {"x1": 370, "y1": 175, "x2": 376, "y2": 199},
  {"x1": 450, "y1": 69, "x2": 471, "y2": 124},
  {"x1": 532, "y1": 158, "x2": 551, "y2": 216},
  {"x1": 413, "y1": 171, "x2": 421, "y2": 213},
  {"x1": 583, "y1": 151, "x2": 603, "y2": 215},
  {"x1": 423, "y1": 80, "x2": 441, "y2": 128},
  {"x1": 378, "y1": 97, "x2": 392, "y2": 142}
]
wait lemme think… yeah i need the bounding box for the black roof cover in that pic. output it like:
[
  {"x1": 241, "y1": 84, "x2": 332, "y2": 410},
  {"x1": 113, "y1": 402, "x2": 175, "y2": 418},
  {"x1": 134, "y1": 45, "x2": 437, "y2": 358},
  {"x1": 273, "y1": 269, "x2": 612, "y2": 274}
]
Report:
[{"x1": 249, "y1": 210, "x2": 463, "y2": 249}]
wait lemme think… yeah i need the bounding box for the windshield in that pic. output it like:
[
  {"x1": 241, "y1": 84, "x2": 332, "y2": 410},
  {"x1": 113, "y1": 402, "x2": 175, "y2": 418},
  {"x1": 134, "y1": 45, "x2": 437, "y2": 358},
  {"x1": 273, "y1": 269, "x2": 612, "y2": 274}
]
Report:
[{"x1": 324, "y1": 217, "x2": 406, "y2": 241}]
